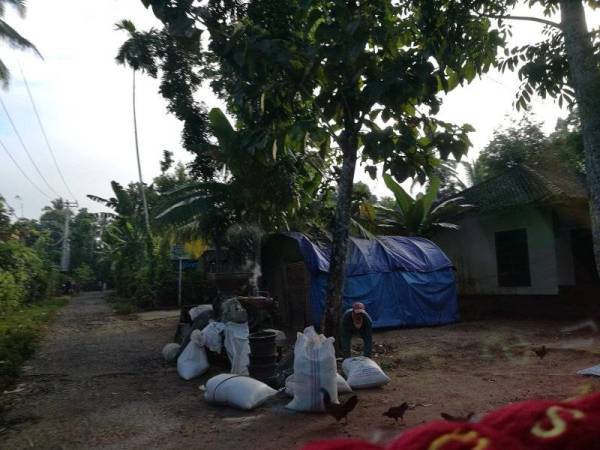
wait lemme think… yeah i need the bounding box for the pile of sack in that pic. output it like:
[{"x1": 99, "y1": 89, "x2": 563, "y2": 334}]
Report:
[
  {"x1": 301, "y1": 392, "x2": 600, "y2": 450},
  {"x1": 163, "y1": 323, "x2": 391, "y2": 413},
  {"x1": 284, "y1": 327, "x2": 390, "y2": 412},
  {"x1": 162, "y1": 299, "x2": 252, "y2": 380}
]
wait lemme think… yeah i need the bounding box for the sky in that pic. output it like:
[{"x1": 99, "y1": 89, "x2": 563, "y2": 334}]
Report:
[{"x1": 0, "y1": 1, "x2": 598, "y2": 218}]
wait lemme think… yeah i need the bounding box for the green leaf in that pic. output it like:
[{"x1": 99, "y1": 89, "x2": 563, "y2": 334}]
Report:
[
  {"x1": 383, "y1": 173, "x2": 413, "y2": 215},
  {"x1": 421, "y1": 177, "x2": 440, "y2": 217},
  {"x1": 405, "y1": 200, "x2": 425, "y2": 235},
  {"x1": 208, "y1": 108, "x2": 236, "y2": 153}
]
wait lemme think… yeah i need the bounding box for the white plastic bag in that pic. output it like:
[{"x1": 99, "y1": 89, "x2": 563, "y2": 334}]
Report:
[
  {"x1": 189, "y1": 304, "x2": 213, "y2": 321},
  {"x1": 190, "y1": 329, "x2": 205, "y2": 347},
  {"x1": 230, "y1": 335, "x2": 250, "y2": 375},
  {"x1": 342, "y1": 356, "x2": 390, "y2": 389},
  {"x1": 286, "y1": 326, "x2": 337, "y2": 412},
  {"x1": 285, "y1": 373, "x2": 352, "y2": 397},
  {"x1": 177, "y1": 341, "x2": 209, "y2": 380},
  {"x1": 162, "y1": 342, "x2": 181, "y2": 364},
  {"x1": 204, "y1": 373, "x2": 276, "y2": 410},
  {"x1": 224, "y1": 322, "x2": 250, "y2": 375},
  {"x1": 201, "y1": 321, "x2": 225, "y2": 353}
]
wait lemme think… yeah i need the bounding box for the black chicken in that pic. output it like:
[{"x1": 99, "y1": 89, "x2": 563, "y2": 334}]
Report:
[
  {"x1": 533, "y1": 345, "x2": 548, "y2": 359},
  {"x1": 383, "y1": 402, "x2": 409, "y2": 423},
  {"x1": 320, "y1": 388, "x2": 358, "y2": 424}
]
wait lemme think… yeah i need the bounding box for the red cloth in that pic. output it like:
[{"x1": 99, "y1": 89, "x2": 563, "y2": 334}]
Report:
[
  {"x1": 480, "y1": 398, "x2": 600, "y2": 450},
  {"x1": 300, "y1": 393, "x2": 600, "y2": 450},
  {"x1": 386, "y1": 420, "x2": 525, "y2": 450},
  {"x1": 301, "y1": 439, "x2": 382, "y2": 450},
  {"x1": 567, "y1": 392, "x2": 600, "y2": 415}
]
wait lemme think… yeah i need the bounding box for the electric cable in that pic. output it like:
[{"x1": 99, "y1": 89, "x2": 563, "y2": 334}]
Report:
[
  {"x1": 18, "y1": 64, "x2": 77, "y2": 201},
  {"x1": 0, "y1": 94, "x2": 62, "y2": 198},
  {"x1": 0, "y1": 137, "x2": 52, "y2": 200}
]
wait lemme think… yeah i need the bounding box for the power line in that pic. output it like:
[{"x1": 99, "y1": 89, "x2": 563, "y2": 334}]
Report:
[
  {"x1": 18, "y1": 64, "x2": 77, "y2": 201},
  {"x1": 0, "y1": 137, "x2": 52, "y2": 200},
  {"x1": 0, "y1": 94, "x2": 62, "y2": 199}
]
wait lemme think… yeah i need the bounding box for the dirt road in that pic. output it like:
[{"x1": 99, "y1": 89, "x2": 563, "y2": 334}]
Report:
[{"x1": 2, "y1": 291, "x2": 600, "y2": 449}]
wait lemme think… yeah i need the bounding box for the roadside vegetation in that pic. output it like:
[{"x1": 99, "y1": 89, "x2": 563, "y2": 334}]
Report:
[
  {"x1": 0, "y1": 296, "x2": 67, "y2": 390},
  {"x1": 0, "y1": 197, "x2": 84, "y2": 390}
]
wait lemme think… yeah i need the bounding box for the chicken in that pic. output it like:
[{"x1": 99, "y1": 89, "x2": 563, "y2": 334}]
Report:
[
  {"x1": 533, "y1": 345, "x2": 548, "y2": 359},
  {"x1": 441, "y1": 412, "x2": 475, "y2": 422},
  {"x1": 383, "y1": 402, "x2": 409, "y2": 423},
  {"x1": 320, "y1": 388, "x2": 358, "y2": 423}
]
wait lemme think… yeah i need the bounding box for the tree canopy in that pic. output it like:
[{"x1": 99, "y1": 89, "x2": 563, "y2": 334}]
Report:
[{"x1": 122, "y1": 0, "x2": 508, "y2": 335}]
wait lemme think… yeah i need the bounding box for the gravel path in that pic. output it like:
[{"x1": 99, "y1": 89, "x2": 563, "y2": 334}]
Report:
[{"x1": 0, "y1": 291, "x2": 197, "y2": 450}]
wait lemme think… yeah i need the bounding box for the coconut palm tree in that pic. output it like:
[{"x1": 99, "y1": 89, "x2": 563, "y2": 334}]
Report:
[
  {"x1": 0, "y1": 0, "x2": 40, "y2": 86},
  {"x1": 115, "y1": 19, "x2": 159, "y2": 237}
]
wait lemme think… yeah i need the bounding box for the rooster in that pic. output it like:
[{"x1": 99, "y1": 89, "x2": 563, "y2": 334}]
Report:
[
  {"x1": 533, "y1": 345, "x2": 548, "y2": 359},
  {"x1": 321, "y1": 389, "x2": 358, "y2": 424},
  {"x1": 383, "y1": 402, "x2": 409, "y2": 423}
]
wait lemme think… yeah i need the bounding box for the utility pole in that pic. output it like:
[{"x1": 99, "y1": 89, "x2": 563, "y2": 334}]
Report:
[
  {"x1": 60, "y1": 200, "x2": 78, "y2": 272},
  {"x1": 14, "y1": 195, "x2": 23, "y2": 218}
]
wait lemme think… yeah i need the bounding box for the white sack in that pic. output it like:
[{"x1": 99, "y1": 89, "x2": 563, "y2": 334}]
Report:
[
  {"x1": 189, "y1": 304, "x2": 213, "y2": 321},
  {"x1": 162, "y1": 342, "x2": 181, "y2": 364},
  {"x1": 285, "y1": 373, "x2": 352, "y2": 397},
  {"x1": 231, "y1": 336, "x2": 250, "y2": 375},
  {"x1": 224, "y1": 322, "x2": 250, "y2": 375},
  {"x1": 204, "y1": 373, "x2": 276, "y2": 410},
  {"x1": 177, "y1": 341, "x2": 209, "y2": 380},
  {"x1": 190, "y1": 329, "x2": 205, "y2": 347},
  {"x1": 201, "y1": 321, "x2": 225, "y2": 353},
  {"x1": 286, "y1": 326, "x2": 337, "y2": 412},
  {"x1": 342, "y1": 356, "x2": 390, "y2": 389}
]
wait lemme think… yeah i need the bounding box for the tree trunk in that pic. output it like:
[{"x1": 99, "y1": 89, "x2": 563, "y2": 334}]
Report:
[
  {"x1": 132, "y1": 69, "x2": 152, "y2": 237},
  {"x1": 560, "y1": 0, "x2": 600, "y2": 277},
  {"x1": 321, "y1": 130, "x2": 358, "y2": 339}
]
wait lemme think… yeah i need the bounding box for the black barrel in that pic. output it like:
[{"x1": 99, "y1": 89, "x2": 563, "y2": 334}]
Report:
[
  {"x1": 248, "y1": 330, "x2": 277, "y2": 356},
  {"x1": 248, "y1": 330, "x2": 278, "y2": 384}
]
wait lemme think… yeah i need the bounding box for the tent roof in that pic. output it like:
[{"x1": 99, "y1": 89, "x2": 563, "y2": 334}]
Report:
[{"x1": 284, "y1": 232, "x2": 453, "y2": 276}]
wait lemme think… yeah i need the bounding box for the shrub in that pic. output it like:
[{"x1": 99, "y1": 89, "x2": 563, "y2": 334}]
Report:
[
  {"x1": 73, "y1": 264, "x2": 95, "y2": 290},
  {"x1": 0, "y1": 269, "x2": 24, "y2": 315},
  {"x1": 0, "y1": 240, "x2": 57, "y2": 306},
  {"x1": 0, "y1": 297, "x2": 67, "y2": 390}
]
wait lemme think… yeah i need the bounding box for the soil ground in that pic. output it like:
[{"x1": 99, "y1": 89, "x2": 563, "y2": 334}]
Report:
[{"x1": 1, "y1": 291, "x2": 600, "y2": 450}]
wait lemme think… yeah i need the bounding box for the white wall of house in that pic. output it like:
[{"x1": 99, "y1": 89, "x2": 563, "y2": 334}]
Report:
[{"x1": 433, "y1": 205, "x2": 559, "y2": 295}]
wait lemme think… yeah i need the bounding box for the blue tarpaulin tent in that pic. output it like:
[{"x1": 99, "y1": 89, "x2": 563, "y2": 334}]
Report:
[{"x1": 286, "y1": 232, "x2": 458, "y2": 329}]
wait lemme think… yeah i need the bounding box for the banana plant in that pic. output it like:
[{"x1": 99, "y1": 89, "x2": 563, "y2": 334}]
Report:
[
  {"x1": 358, "y1": 174, "x2": 473, "y2": 238},
  {"x1": 156, "y1": 107, "x2": 327, "y2": 236}
]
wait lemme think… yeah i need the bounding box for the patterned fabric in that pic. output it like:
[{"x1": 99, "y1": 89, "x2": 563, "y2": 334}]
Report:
[{"x1": 300, "y1": 392, "x2": 600, "y2": 450}]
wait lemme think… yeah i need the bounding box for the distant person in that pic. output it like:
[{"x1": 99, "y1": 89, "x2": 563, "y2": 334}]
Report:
[
  {"x1": 62, "y1": 279, "x2": 72, "y2": 295},
  {"x1": 340, "y1": 302, "x2": 373, "y2": 359}
]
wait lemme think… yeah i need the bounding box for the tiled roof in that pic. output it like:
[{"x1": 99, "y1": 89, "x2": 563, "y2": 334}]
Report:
[{"x1": 459, "y1": 164, "x2": 588, "y2": 213}]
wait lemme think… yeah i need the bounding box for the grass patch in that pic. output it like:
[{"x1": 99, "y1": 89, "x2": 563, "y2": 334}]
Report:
[
  {"x1": 106, "y1": 294, "x2": 138, "y2": 315},
  {"x1": 0, "y1": 297, "x2": 68, "y2": 391}
]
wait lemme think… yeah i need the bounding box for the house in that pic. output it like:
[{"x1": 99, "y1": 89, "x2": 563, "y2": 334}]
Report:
[{"x1": 433, "y1": 164, "x2": 598, "y2": 297}]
